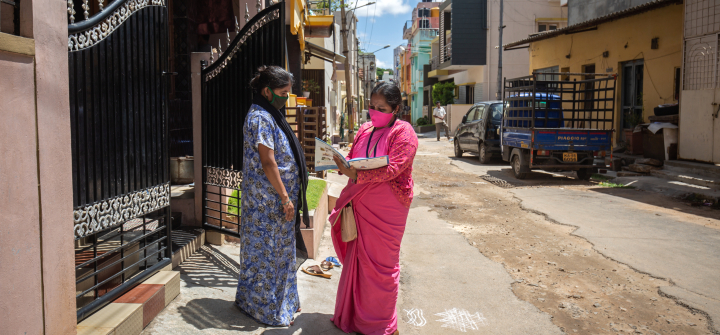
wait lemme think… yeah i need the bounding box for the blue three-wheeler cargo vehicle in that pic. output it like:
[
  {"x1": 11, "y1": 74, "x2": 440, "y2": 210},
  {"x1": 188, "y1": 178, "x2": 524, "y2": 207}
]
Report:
[{"x1": 500, "y1": 72, "x2": 618, "y2": 180}]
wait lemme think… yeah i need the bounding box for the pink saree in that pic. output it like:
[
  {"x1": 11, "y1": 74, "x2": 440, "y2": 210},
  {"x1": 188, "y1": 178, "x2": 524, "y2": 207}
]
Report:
[{"x1": 329, "y1": 121, "x2": 418, "y2": 335}]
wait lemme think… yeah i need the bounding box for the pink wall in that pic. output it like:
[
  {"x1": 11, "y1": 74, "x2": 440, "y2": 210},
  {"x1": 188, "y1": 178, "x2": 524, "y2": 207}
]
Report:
[
  {"x1": 32, "y1": 0, "x2": 76, "y2": 332},
  {"x1": 0, "y1": 0, "x2": 75, "y2": 333},
  {"x1": 0, "y1": 50, "x2": 46, "y2": 335}
]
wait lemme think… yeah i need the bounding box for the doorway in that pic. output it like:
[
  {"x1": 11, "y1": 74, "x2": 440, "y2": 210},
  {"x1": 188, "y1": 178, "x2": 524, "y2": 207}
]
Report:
[{"x1": 621, "y1": 60, "x2": 644, "y2": 131}]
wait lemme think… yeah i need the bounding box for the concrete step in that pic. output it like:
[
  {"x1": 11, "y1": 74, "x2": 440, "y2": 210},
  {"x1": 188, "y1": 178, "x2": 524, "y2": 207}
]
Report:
[
  {"x1": 664, "y1": 160, "x2": 720, "y2": 180},
  {"x1": 650, "y1": 169, "x2": 720, "y2": 189}
]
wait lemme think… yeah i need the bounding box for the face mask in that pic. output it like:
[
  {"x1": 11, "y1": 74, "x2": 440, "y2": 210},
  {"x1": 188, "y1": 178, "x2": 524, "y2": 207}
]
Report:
[
  {"x1": 368, "y1": 108, "x2": 395, "y2": 128},
  {"x1": 266, "y1": 86, "x2": 288, "y2": 110}
]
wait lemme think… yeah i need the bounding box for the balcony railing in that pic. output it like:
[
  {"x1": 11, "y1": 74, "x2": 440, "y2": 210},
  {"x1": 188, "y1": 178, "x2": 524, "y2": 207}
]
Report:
[{"x1": 442, "y1": 42, "x2": 452, "y2": 63}]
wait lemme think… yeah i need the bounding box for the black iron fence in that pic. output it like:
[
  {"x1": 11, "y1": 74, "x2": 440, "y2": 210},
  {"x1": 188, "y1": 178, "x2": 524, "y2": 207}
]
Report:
[
  {"x1": 67, "y1": 0, "x2": 171, "y2": 321},
  {"x1": 201, "y1": 3, "x2": 285, "y2": 238}
]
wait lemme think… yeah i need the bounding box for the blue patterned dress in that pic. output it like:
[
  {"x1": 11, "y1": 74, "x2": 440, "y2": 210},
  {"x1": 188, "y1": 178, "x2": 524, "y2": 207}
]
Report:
[{"x1": 235, "y1": 104, "x2": 300, "y2": 326}]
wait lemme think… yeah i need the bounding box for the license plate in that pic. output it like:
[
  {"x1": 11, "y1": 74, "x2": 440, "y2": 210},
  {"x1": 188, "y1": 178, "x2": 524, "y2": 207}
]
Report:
[{"x1": 563, "y1": 152, "x2": 578, "y2": 162}]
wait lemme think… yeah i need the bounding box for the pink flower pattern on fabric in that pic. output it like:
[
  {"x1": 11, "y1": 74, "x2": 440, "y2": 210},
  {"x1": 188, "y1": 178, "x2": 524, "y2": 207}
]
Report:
[{"x1": 347, "y1": 121, "x2": 418, "y2": 208}]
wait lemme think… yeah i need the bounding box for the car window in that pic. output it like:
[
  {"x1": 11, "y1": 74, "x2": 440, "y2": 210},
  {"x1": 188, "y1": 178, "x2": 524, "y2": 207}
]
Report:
[
  {"x1": 464, "y1": 108, "x2": 476, "y2": 122},
  {"x1": 489, "y1": 104, "x2": 503, "y2": 123},
  {"x1": 474, "y1": 105, "x2": 486, "y2": 121}
]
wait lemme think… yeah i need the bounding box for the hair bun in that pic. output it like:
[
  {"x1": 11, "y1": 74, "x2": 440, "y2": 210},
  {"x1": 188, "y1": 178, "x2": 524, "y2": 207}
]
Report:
[{"x1": 248, "y1": 65, "x2": 294, "y2": 92}]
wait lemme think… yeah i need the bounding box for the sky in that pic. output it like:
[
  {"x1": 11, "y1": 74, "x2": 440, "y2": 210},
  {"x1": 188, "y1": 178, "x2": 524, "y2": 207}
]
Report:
[{"x1": 351, "y1": 0, "x2": 425, "y2": 72}]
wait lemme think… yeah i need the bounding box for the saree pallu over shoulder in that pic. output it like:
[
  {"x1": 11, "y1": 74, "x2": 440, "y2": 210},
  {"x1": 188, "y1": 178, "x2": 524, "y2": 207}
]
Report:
[{"x1": 348, "y1": 121, "x2": 418, "y2": 208}]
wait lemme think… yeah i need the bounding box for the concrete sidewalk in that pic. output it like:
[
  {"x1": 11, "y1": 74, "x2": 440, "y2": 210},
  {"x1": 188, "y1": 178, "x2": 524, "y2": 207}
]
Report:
[
  {"x1": 398, "y1": 205, "x2": 562, "y2": 335},
  {"x1": 142, "y1": 223, "x2": 350, "y2": 335}
]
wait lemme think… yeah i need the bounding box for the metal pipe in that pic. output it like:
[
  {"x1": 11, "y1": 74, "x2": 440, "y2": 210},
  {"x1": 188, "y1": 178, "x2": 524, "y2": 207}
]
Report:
[
  {"x1": 496, "y1": 0, "x2": 503, "y2": 99},
  {"x1": 340, "y1": 0, "x2": 354, "y2": 138}
]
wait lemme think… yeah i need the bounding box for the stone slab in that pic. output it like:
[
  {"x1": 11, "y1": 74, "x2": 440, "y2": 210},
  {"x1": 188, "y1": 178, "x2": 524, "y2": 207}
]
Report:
[
  {"x1": 76, "y1": 326, "x2": 115, "y2": 335},
  {"x1": 78, "y1": 303, "x2": 143, "y2": 335},
  {"x1": 206, "y1": 230, "x2": 225, "y2": 246},
  {"x1": 114, "y1": 284, "x2": 165, "y2": 328},
  {"x1": 143, "y1": 271, "x2": 181, "y2": 306}
]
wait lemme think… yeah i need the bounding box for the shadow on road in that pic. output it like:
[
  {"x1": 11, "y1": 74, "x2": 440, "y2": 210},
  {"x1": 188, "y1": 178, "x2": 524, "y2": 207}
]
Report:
[
  {"x1": 262, "y1": 313, "x2": 348, "y2": 334},
  {"x1": 590, "y1": 187, "x2": 720, "y2": 222},
  {"x1": 179, "y1": 245, "x2": 240, "y2": 289},
  {"x1": 448, "y1": 156, "x2": 594, "y2": 188},
  {"x1": 178, "y1": 298, "x2": 262, "y2": 331}
]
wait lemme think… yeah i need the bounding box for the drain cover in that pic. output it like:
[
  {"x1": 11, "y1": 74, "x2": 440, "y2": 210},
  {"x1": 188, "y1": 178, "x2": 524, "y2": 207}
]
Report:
[{"x1": 480, "y1": 175, "x2": 515, "y2": 188}]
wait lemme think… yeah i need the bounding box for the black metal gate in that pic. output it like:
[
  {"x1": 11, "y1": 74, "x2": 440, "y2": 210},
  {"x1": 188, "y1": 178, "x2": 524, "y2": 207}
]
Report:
[
  {"x1": 201, "y1": 3, "x2": 285, "y2": 238},
  {"x1": 67, "y1": 0, "x2": 171, "y2": 321}
]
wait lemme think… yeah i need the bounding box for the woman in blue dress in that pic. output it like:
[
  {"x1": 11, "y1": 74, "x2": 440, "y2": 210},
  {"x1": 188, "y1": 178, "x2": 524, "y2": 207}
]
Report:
[{"x1": 235, "y1": 65, "x2": 309, "y2": 327}]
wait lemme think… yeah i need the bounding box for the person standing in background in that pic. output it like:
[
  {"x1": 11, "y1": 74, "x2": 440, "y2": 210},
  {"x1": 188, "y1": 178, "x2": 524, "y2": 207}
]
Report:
[{"x1": 433, "y1": 101, "x2": 450, "y2": 141}]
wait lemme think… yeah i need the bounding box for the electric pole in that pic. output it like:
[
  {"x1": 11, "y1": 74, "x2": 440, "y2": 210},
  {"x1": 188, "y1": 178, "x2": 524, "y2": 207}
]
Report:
[
  {"x1": 496, "y1": 0, "x2": 504, "y2": 100},
  {"x1": 340, "y1": 0, "x2": 355, "y2": 140}
]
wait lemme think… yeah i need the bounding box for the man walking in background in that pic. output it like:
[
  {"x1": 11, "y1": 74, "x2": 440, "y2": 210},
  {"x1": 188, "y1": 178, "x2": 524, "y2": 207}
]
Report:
[{"x1": 433, "y1": 101, "x2": 450, "y2": 141}]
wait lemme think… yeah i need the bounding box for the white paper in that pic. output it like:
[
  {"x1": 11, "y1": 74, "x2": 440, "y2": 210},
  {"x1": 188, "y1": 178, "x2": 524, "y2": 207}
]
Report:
[{"x1": 314, "y1": 138, "x2": 389, "y2": 171}]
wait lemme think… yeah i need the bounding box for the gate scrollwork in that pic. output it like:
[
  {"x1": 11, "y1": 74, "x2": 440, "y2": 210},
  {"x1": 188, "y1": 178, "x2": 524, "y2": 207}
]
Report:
[
  {"x1": 206, "y1": 167, "x2": 243, "y2": 189},
  {"x1": 68, "y1": 0, "x2": 166, "y2": 51},
  {"x1": 73, "y1": 183, "x2": 170, "y2": 238},
  {"x1": 204, "y1": 9, "x2": 280, "y2": 81}
]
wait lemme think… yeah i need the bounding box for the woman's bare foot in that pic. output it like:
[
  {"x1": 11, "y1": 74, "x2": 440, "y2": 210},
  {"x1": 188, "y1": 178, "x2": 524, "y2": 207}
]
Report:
[
  {"x1": 392, "y1": 330, "x2": 399, "y2": 335},
  {"x1": 297, "y1": 308, "x2": 302, "y2": 313}
]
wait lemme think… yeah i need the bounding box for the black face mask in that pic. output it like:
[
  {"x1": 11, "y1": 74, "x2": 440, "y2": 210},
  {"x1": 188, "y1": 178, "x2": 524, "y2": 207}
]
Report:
[{"x1": 267, "y1": 86, "x2": 289, "y2": 110}]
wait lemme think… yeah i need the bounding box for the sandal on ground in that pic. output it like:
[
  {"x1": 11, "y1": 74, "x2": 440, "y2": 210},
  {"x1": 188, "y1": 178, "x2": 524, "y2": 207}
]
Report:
[
  {"x1": 320, "y1": 260, "x2": 334, "y2": 271},
  {"x1": 325, "y1": 256, "x2": 341, "y2": 267},
  {"x1": 301, "y1": 265, "x2": 332, "y2": 279}
]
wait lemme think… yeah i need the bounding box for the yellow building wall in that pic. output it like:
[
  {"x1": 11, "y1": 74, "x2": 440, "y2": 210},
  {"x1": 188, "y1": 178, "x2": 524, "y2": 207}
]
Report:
[{"x1": 528, "y1": 3, "x2": 683, "y2": 135}]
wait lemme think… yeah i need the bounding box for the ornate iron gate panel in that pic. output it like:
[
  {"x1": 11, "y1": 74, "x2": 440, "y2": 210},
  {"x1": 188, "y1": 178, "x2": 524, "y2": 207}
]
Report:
[
  {"x1": 67, "y1": 0, "x2": 171, "y2": 321},
  {"x1": 201, "y1": 3, "x2": 285, "y2": 238}
]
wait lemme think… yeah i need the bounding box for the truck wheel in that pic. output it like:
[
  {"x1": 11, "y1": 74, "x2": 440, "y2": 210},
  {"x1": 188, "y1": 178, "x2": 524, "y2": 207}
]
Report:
[
  {"x1": 479, "y1": 142, "x2": 491, "y2": 164},
  {"x1": 454, "y1": 140, "x2": 463, "y2": 158},
  {"x1": 512, "y1": 155, "x2": 528, "y2": 179},
  {"x1": 576, "y1": 168, "x2": 592, "y2": 181}
]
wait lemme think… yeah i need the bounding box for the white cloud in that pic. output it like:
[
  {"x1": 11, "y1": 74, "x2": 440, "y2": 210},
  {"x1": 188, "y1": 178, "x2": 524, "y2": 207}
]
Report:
[
  {"x1": 353, "y1": 0, "x2": 412, "y2": 17},
  {"x1": 376, "y1": 59, "x2": 389, "y2": 68}
]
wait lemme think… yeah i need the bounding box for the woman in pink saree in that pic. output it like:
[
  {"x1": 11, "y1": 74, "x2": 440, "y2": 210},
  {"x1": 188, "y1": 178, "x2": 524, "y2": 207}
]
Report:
[{"x1": 329, "y1": 82, "x2": 418, "y2": 335}]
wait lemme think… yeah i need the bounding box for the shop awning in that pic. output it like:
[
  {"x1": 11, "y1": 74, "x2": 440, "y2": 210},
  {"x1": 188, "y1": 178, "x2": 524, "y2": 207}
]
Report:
[{"x1": 305, "y1": 41, "x2": 346, "y2": 64}]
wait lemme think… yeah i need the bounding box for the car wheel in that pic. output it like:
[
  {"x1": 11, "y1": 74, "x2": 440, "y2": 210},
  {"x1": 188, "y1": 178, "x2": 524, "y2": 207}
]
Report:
[
  {"x1": 478, "y1": 142, "x2": 491, "y2": 164},
  {"x1": 454, "y1": 140, "x2": 463, "y2": 158},
  {"x1": 512, "y1": 155, "x2": 527, "y2": 179},
  {"x1": 576, "y1": 168, "x2": 592, "y2": 181}
]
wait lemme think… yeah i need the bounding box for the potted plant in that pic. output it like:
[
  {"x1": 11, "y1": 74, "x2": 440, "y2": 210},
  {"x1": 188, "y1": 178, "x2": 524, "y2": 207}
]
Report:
[
  {"x1": 302, "y1": 79, "x2": 320, "y2": 98},
  {"x1": 623, "y1": 111, "x2": 644, "y2": 155}
]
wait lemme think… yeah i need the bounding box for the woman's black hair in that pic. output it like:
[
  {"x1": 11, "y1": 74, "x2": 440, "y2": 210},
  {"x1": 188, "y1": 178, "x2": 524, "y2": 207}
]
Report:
[
  {"x1": 249, "y1": 65, "x2": 294, "y2": 93},
  {"x1": 371, "y1": 81, "x2": 403, "y2": 113}
]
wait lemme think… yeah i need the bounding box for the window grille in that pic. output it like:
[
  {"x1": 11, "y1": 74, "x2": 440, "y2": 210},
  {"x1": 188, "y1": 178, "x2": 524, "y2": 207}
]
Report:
[
  {"x1": 684, "y1": 0, "x2": 720, "y2": 39},
  {"x1": 683, "y1": 34, "x2": 718, "y2": 90}
]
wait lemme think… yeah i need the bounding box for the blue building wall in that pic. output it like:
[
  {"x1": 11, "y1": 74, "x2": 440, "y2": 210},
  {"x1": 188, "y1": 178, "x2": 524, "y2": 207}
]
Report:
[{"x1": 410, "y1": 29, "x2": 437, "y2": 123}]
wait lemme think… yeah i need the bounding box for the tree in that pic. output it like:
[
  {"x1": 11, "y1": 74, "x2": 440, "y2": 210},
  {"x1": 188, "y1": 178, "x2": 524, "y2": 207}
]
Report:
[
  {"x1": 432, "y1": 82, "x2": 456, "y2": 105},
  {"x1": 376, "y1": 68, "x2": 394, "y2": 79},
  {"x1": 316, "y1": 0, "x2": 349, "y2": 12}
]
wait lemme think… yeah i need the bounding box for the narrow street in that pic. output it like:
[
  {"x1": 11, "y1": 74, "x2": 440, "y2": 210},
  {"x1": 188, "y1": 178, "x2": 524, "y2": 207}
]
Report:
[
  {"x1": 146, "y1": 133, "x2": 719, "y2": 335},
  {"x1": 404, "y1": 134, "x2": 719, "y2": 334}
]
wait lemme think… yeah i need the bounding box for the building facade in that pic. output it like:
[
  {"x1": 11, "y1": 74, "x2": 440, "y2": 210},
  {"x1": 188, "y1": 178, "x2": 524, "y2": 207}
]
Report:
[
  {"x1": 504, "y1": 0, "x2": 683, "y2": 144},
  {"x1": 679, "y1": 0, "x2": 720, "y2": 164},
  {"x1": 429, "y1": 0, "x2": 567, "y2": 108},
  {"x1": 403, "y1": 0, "x2": 442, "y2": 123}
]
